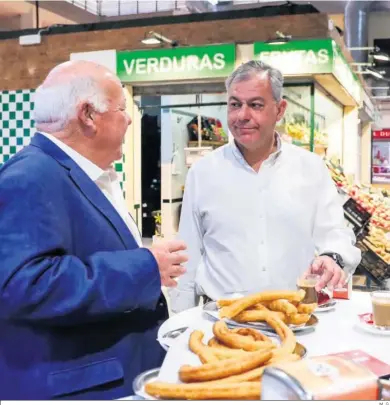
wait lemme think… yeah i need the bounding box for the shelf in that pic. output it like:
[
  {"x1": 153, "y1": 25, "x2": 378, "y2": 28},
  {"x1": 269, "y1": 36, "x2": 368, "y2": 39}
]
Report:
[
  {"x1": 372, "y1": 173, "x2": 390, "y2": 177},
  {"x1": 188, "y1": 140, "x2": 228, "y2": 148},
  {"x1": 292, "y1": 141, "x2": 327, "y2": 148}
]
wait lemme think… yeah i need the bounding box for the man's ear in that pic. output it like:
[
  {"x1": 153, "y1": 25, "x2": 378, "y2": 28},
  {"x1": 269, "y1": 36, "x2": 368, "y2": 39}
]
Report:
[
  {"x1": 276, "y1": 99, "x2": 288, "y2": 122},
  {"x1": 78, "y1": 102, "x2": 95, "y2": 126}
]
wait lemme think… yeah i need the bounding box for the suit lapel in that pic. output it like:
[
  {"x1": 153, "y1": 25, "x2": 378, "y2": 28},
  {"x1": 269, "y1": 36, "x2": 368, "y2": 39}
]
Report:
[{"x1": 30, "y1": 133, "x2": 137, "y2": 249}]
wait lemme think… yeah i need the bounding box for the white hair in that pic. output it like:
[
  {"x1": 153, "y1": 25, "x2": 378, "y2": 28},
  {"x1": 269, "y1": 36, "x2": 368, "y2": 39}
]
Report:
[
  {"x1": 33, "y1": 76, "x2": 109, "y2": 132},
  {"x1": 225, "y1": 60, "x2": 284, "y2": 102}
]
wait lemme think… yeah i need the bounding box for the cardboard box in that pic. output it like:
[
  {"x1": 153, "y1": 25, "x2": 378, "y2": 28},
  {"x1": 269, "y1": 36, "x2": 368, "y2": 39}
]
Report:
[
  {"x1": 333, "y1": 277, "x2": 352, "y2": 299},
  {"x1": 315, "y1": 349, "x2": 390, "y2": 378}
]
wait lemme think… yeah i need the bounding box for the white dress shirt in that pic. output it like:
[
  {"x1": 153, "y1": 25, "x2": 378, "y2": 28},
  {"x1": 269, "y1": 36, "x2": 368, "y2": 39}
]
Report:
[
  {"x1": 40, "y1": 132, "x2": 142, "y2": 247},
  {"x1": 169, "y1": 138, "x2": 361, "y2": 313}
]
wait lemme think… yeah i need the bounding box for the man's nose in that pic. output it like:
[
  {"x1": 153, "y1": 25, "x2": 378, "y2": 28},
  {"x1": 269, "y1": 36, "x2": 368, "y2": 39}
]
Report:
[{"x1": 237, "y1": 104, "x2": 251, "y2": 120}]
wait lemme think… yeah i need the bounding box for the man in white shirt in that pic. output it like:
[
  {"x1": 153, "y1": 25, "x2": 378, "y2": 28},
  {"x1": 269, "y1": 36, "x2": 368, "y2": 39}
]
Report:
[
  {"x1": 0, "y1": 60, "x2": 187, "y2": 399},
  {"x1": 170, "y1": 60, "x2": 361, "y2": 313}
]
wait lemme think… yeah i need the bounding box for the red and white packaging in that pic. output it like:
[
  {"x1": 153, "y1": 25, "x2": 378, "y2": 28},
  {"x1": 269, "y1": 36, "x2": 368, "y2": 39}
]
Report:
[{"x1": 333, "y1": 277, "x2": 352, "y2": 300}]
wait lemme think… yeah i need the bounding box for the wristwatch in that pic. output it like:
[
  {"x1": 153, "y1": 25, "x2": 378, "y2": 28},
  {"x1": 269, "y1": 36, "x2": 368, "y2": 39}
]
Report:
[{"x1": 319, "y1": 252, "x2": 345, "y2": 269}]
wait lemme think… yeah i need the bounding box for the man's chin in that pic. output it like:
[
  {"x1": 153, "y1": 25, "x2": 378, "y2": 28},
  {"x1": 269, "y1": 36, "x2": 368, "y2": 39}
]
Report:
[
  {"x1": 235, "y1": 136, "x2": 257, "y2": 148},
  {"x1": 114, "y1": 149, "x2": 123, "y2": 163}
]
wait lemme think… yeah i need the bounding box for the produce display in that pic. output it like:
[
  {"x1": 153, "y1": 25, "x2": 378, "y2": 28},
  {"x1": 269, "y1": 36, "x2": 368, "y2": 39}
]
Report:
[
  {"x1": 144, "y1": 290, "x2": 311, "y2": 400},
  {"x1": 363, "y1": 224, "x2": 390, "y2": 264},
  {"x1": 282, "y1": 113, "x2": 328, "y2": 150},
  {"x1": 187, "y1": 116, "x2": 228, "y2": 143},
  {"x1": 325, "y1": 159, "x2": 350, "y2": 190},
  {"x1": 326, "y1": 158, "x2": 390, "y2": 265}
]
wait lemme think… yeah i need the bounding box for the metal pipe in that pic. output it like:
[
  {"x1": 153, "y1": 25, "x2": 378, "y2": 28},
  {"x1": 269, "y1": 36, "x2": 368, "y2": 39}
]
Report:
[
  {"x1": 35, "y1": 1, "x2": 39, "y2": 29},
  {"x1": 344, "y1": 0, "x2": 371, "y2": 63},
  {"x1": 348, "y1": 47, "x2": 375, "y2": 51},
  {"x1": 345, "y1": 0, "x2": 390, "y2": 97}
]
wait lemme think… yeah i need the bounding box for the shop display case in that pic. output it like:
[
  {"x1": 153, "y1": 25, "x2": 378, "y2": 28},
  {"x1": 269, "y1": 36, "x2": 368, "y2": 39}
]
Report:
[
  {"x1": 278, "y1": 84, "x2": 342, "y2": 157},
  {"x1": 187, "y1": 114, "x2": 228, "y2": 150}
]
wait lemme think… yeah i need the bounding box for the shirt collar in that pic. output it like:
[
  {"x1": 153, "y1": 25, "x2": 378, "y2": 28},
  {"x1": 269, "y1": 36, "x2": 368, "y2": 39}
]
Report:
[
  {"x1": 231, "y1": 132, "x2": 283, "y2": 167},
  {"x1": 40, "y1": 131, "x2": 106, "y2": 182}
]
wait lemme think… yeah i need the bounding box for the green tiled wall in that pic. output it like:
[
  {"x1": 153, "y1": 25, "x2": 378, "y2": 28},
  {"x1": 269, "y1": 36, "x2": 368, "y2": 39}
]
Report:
[
  {"x1": 0, "y1": 89, "x2": 35, "y2": 164},
  {"x1": 0, "y1": 89, "x2": 125, "y2": 195}
]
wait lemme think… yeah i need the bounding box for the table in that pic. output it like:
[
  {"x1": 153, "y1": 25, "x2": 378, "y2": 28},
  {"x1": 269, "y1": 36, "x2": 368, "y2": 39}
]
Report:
[{"x1": 158, "y1": 291, "x2": 390, "y2": 366}]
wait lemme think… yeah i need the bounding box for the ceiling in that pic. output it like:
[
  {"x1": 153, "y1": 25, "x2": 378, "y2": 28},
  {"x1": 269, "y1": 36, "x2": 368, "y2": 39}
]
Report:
[{"x1": 0, "y1": 0, "x2": 350, "y2": 23}]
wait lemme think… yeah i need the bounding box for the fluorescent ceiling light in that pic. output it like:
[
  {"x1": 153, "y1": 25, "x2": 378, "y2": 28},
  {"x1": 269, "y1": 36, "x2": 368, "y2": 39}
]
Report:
[
  {"x1": 372, "y1": 52, "x2": 390, "y2": 62},
  {"x1": 141, "y1": 37, "x2": 162, "y2": 45},
  {"x1": 266, "y1": 31, "x2": 291, "y2": 45},
  {"x1": 366, "y1": 67, "x2": 384, "y2": 79},
  {"x1": 141, "y1": 31, "x2": 178, "y2": 47},
  {"x1": 267, "y1": 39, "x2": 290, "y2": 45}
]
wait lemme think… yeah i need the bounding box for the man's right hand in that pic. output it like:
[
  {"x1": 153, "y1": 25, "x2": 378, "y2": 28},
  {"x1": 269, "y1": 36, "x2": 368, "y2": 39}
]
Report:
[{"x1": 149, "y1": 240, "x2": 188, "y2": 287}]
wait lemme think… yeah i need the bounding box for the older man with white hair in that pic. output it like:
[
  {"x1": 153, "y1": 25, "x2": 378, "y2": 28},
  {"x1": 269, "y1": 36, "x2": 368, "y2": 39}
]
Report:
[
  {"x1": 0, "y1": 60, "x2": 187, "y2": 399},
  {"x1": 170, "y1": 60, "x2": 361, "y2": 313}
]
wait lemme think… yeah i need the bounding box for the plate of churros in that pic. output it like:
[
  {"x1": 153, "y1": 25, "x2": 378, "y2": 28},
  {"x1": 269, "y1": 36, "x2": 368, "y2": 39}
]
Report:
[
  {"x1": 135, "y1": 315, "x2": 307, "y2": 400},
  {"x1": 203, "y1": 289, "x2": 319, "y2": 333}
]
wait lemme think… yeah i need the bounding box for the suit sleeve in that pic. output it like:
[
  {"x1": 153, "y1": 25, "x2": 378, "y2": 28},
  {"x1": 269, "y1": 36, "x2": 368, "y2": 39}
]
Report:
[{"x1": 0, "y1": 166, "x2": 161, "y2": 326}]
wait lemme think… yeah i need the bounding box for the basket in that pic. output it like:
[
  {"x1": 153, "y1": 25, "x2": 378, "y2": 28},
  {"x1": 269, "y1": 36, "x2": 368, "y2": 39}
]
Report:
[
  {"x1": 359, "y1": 245, "x2": 390, "y2": 284},
  {"x1": 343, "y1": 198, "x2": 371, "y2": 235}
]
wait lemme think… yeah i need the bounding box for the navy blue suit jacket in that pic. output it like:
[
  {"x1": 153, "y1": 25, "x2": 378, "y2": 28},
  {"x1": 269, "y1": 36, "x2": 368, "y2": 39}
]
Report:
[{"x1": 0, "y1": 133, "x2": 167, "y2": 399}]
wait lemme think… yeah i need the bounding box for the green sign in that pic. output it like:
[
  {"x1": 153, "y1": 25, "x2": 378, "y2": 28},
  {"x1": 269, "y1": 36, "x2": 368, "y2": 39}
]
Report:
[
  {"x1": 332, "y1": 42, "x2": 361, "y2": 104},
  {"x1": 117, "y1": 44, "x2": 235, "y2": 82},
  {"x1": 254, "y1": 39, "x2": 362, "y2": 104},
  {"x1": 254, "y1": 39, "x2": 334, "y2": 75}
]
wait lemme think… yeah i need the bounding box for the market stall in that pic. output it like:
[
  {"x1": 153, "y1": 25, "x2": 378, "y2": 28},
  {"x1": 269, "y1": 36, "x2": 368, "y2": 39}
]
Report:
[
  {"x1": 71, "y1": 37, "x2": 363, "y2": 240},
  {"x1": 326, "y1": 158, "x2": 390, "y2": 287}
]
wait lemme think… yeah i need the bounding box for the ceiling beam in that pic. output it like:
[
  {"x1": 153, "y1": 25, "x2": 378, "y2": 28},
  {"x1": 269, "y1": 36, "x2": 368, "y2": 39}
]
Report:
[{"x1": 26, "y1": 0, "x2": 99, "y2": 24}]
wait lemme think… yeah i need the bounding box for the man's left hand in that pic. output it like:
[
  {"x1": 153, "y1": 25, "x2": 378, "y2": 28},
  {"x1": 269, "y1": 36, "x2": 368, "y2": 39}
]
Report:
[{"x1": 305, "y1": 256, "x2": 346, "y2": 292}]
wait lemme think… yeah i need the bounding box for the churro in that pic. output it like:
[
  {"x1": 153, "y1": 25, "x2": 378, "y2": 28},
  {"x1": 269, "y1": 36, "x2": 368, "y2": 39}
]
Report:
[
  {"x1": 233, "y1": 309, "x2": 286, "y2": 323},
  {"x1": 189, "y1": 330, "x2": 220, "y2": 363},
  {"x1": 231, "y1": 327, "x2": 272, "y2": 343},
  {"x1": 217, "y1": 298, "x2": 238, "y2": 307},
  {"x1": 297, "y1": 302, "x2": 318, "y2": 314},
  {"x1": 220, "y1": 290, "x2": 305, "y2": 320},
  {"x1": 145, "y1": 381, "x2": 261, "y2": 400},
  {"x1": 179, "y1": 348, "x2": 272, "y2": 382},
  {"x1": 146, "y1": 289, "x2": 309, "y2": 400},
  {"x1": 268, "y1": 299, "x2": 298, "y2": 316},
  {"x1": 250, "y1": 303, "x2": 269, "y2": 311},
  {"x1": 213, "y1": 320, "x2": 276, "y2": 351},
  {"x1": 267, "y1": 353, "x2": 300, "y2": 365},
  {"x1": 287, "y1": 313, "x2": 311, "y2": 325},
  {"x1": 239, "y1": 311, "x2": 296, "y2": 358}
]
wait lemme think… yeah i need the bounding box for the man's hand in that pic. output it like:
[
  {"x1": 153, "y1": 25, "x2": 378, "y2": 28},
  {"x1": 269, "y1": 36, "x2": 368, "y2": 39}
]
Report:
[
  {"x1": 149, "y1": 240, "x2": 188, "y2": 287},
  {"x1": 304, "y1": 256, "x2": 346, "y2": 292}
]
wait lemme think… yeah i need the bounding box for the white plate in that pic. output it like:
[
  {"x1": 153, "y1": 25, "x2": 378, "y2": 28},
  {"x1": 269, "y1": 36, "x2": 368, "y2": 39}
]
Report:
[
  {"x1": 157, "y1": 306, "x2": 200, "y2": 350},
  {"x1": 203, "y1": 301, "x2": 318, "y2": 333},
  {"x1": 356, "y1": 320, "x2": 390, "y2": 336},
  {"x1": 315, "y1": 299, "x2": 337, "y2": 313},
  {"x1": 132, "y1": 368, "x2": 160, "y2": 400}
]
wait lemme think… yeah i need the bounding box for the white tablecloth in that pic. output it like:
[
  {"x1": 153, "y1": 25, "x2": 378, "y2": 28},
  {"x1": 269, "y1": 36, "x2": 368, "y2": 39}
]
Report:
[{"x1": 157, "y1": 291, "x2": 390, "y2": 382}]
